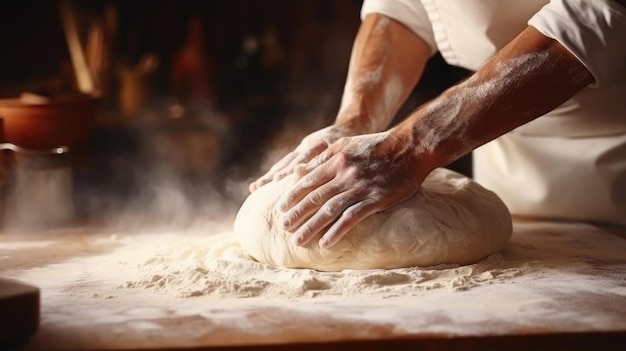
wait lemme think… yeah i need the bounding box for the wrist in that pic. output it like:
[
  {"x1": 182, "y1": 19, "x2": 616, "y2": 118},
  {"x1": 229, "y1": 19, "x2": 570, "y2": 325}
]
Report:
[
  {"x1": 335, "y1": 107, "x2": 387, "y2": 135},
  {"x1": 385, "y1": 127, "x2": 439, "y2": 183}
]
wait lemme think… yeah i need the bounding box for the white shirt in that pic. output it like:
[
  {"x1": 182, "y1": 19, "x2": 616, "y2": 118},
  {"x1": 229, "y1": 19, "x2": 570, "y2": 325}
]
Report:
[{"x1": 361, "y1": 0, "x2": 626, "y2": 226}]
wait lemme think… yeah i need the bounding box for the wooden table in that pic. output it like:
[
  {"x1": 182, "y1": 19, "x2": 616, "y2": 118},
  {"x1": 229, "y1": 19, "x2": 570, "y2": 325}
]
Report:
[{"x1": 1, "y1": 220, "x2": 625, "y2": 350}]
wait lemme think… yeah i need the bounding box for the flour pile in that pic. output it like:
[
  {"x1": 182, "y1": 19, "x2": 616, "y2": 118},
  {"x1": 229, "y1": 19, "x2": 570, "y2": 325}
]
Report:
[
  {"x1": 2, "y1": 220, "x2": 626, "y2": 350},
  {"x1": 4, "y1": 221, "x2": 625, "y2": 305},
  {"x1": 121, "y1": 231, "x2": 522, "y2": 299}
]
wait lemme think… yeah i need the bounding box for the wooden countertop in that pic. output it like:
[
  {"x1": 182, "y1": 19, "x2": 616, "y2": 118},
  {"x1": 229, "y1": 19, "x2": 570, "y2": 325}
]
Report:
[{"x1": 1, "y1": 220, "x2": 625, "y2": 350}]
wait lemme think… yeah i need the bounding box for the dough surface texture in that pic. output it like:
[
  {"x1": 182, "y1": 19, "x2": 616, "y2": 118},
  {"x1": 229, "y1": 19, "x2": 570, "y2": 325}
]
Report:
[{"x1": 234, "y1": 167, "x2": 512, "y2": 271}]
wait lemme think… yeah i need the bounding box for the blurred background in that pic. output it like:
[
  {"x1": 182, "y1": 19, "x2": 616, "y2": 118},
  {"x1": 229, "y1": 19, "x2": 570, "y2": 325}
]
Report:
[{"x1": 0, "y1": 0, "x2": 471, "y2": 228}]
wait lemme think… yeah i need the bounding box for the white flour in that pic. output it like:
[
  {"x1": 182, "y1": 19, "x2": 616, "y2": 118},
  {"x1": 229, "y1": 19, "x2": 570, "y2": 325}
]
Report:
[
  {"x1": 5, "y1": 220, "x2": 623, "y2": 302},
  {"x1": 122, "y1": 233, "x2": 518, "y2": 299},
  {"x1": 2, "y1": 220, "x2": 626, "y2": 349}
]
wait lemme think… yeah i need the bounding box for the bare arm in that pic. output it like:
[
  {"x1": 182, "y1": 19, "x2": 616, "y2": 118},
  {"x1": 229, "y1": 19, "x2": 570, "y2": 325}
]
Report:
[
  {"x1": 391, "y1": 26, "x2": 594, "y2": 178},
  {"x1": 249, "y1": 14, "x2": 431, "y2": 191},
  {"x1": 335, "y1": 14, "x2": 432, "y2": 134},
  {"x1": 280, "y1": 26, "x2": 594, "y2": 248}
]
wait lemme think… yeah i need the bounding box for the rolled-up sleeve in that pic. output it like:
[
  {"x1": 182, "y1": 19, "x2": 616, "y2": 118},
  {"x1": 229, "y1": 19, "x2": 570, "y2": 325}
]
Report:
[
  {"x1": 528, "y1": 0, "x2": 626, "y2": 88},
  {"x1": 361, "y1": 0, "x2": 437, "y2": 56}
]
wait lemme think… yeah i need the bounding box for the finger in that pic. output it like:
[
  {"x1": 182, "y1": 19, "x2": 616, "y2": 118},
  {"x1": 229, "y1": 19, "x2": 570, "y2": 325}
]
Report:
[
  {"x1": 272, "y1": 140, "x2": 330, "y2": 181},
  {"x1": 290, "y1": 190, "x2": 356, "y2": 246},
  {"x1": 249, "y1": 152, "x2": 298, "y2": 192},
  {"x1": 271, "y1": 156, "x2": 303, "y2": 182},
  {"x1": 265, "y1": 152, "x2": 298, "y2": 178},
  {"x1": 282, "y1": 180, "x2": 346, "y2": 231},
  {"x1": 319, "y1": 199, "x2": 380, "y2": 249},
  {"x1": 277, "y1": 165, "x2": 334, "y2": 213},
  {"x1": 271, "y1": 165, "x2": 295, "y2": 183},
  {"x1": 294, "y1": 149, "x2": 333, "y2": 178},
  {"x1": 249, "y1": 173, "x2": 274, "y2": 192},
  {"x1": 249, "y1": 180, "x2": 263, "y2": 193}
]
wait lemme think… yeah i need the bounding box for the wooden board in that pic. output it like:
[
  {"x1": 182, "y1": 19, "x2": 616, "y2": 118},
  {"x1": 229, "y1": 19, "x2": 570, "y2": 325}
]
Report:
[
  {"x1": 0, "y1": 278, "x2": 39, "y2": 347},
  {"x1": 1, "y1": 221, "x2": 625, "y2": 350}
]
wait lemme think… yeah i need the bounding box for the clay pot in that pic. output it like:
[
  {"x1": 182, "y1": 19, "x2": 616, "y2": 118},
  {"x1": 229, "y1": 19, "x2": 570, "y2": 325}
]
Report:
[{"x1": 0, "y1": 93, "x2": 97, "y2": 149}]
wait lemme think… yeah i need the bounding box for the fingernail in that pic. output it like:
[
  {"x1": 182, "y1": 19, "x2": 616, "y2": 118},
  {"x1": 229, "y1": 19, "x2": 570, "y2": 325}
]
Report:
[
  {"x1": 319, "y1": 238, "x2": 330, "y2": 248},
  {"x1": 293, "y1": 234, "x2": 304, "y2": 246}
]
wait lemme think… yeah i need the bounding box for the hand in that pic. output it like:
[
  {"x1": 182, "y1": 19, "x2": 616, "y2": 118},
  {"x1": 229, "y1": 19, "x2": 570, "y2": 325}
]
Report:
[
  {"x1": 249, "y1": 125, "x2": 356, "y2": 192},
  {"x1": 277, "y1": 131, "x2": 429, "y2": 249}
]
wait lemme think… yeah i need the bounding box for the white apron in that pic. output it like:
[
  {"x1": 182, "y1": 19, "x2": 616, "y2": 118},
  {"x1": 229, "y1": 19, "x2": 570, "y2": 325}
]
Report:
[{"x1": 362, "y1": 0, "x2": 626, "y2": 226}]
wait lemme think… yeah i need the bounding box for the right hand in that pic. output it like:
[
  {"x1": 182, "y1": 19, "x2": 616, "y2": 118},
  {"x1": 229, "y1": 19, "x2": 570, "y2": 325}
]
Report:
[
  {"x1": 276, "y1": 130, "x2": 427, "y2": 249},
  {"x1": 249, "y1": 124, "x2": 356, "y2": 192}
]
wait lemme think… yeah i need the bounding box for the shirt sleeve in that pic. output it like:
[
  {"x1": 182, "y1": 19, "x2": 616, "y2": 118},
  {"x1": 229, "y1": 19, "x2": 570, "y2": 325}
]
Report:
[
  {"x1": 528, "y1": 0, "x2": 626, "y2": 88},
  {"x1": 360, "y1": 0, "x2": 438, "y2": 56}
]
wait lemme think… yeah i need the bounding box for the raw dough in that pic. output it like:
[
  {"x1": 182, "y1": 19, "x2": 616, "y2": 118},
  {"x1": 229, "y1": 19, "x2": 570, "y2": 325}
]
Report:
[{"x1": 234, "y1": 167, "x2": 512, "y2": 271}]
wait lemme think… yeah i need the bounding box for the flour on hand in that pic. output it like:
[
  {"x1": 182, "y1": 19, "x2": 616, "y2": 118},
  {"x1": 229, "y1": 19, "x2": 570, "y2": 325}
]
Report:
[{"x1": 235, "y1": 168, "x2": 513, "y2": 271}]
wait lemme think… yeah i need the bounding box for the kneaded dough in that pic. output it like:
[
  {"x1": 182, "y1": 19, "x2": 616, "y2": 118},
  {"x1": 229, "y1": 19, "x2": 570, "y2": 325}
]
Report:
[{"x1": 234, "y1": 167, "x2": 512, "y2": 271}]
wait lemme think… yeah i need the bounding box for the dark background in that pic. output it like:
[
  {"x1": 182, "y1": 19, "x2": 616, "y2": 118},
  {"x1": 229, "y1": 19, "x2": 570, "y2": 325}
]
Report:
[{"x1": 0, "y1": 0, "x2": 471, "y2": 224}]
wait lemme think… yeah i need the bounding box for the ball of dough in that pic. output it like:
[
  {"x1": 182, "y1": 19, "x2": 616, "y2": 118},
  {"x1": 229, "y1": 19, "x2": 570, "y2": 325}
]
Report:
[{"x1": 234, "y1": 168, "x2": 512, "y2": 271}]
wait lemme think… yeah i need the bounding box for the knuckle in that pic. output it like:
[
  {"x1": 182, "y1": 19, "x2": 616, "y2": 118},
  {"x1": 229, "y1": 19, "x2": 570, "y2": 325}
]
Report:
[
  {"x1": 308, "y1": 190, "x2": 325, "y2": 206},
  {"x1": 297, "y1": 220, "x2": 317, "y2": 237},
  {"x1": 313, "y1": 151, "x2": 330, "y2": 166},
  {"x1": 343, "y1": 201, "x2": 372, "y2": 219},
  {"x1": 298, "y1": 174, "x2": 315, "y2": 188},
  {"x1": 287, "y1": 208, "x2": 302, "y2": 223},
  {"x1": 294, "y1": 152, "x2": 310, "y2": 164},
  {"x1": 322, "y1": 194, "x2": 348, "y2": 216},
  {"x1": 280, "y1": 191, "x2": 299, "y2": 209},
  {"x1": 321, "y1": 202, "x2": 338, "y2": 217},
  {"x1": 342, "y1": 206, "x2": 359, "y2": 219},
  {"x1": 287, "y1": 191, "x2": 300, "y2": 205}
]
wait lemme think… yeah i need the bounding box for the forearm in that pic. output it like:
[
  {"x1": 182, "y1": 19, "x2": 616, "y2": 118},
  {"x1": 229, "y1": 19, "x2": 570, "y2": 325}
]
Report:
[
  {"x1": 336, "y1": 14, "x2": 431, "y2": 134},
  {"x1": 392, "y1": 26, "x2": 594, "y2": 174}
]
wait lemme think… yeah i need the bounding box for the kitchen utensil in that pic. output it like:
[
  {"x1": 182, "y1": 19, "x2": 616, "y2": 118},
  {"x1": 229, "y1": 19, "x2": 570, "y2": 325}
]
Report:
[
  {"x1": 0, "y1": 92, "x2": 96, "y2": 149},
  {"x1": 59, "y1": 0, "x2": 96, "y2": 95},
  {"x1": 0, "y1": 143, "x2": 68, "y2": 156}
]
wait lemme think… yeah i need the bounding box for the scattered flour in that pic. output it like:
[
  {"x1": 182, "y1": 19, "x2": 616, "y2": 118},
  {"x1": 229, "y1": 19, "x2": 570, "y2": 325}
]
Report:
[
  {"x1": 122, "y1": 232, "x2": 520, "y2": 299},
  {"x1": 2, "y1": 220, "x2": 626, "y2": 349},
  {"x1": 4, "y1": 221, "x2": 619, "y2": 302},
  {"x1": 34, "y1": 229, "x2": 517, "y2": 300}
]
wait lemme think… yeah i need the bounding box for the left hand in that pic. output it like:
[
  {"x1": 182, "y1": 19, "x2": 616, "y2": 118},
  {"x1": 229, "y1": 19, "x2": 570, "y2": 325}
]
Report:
[
  {"x1": 249, "y1": 124, "x2": 356, "y2": 193},
  {"x1": 277, "y1": 131, "x2": 428, "y2": 249}
]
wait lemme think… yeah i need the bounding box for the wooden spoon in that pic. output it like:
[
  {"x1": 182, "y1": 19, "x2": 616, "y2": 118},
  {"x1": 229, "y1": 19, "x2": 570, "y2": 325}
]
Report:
[{"x1": 59, "y1": 0, "x2": 96, "y2": 95}]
